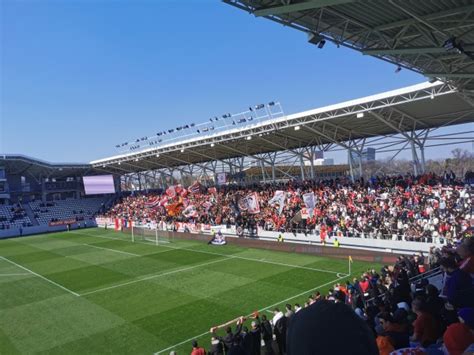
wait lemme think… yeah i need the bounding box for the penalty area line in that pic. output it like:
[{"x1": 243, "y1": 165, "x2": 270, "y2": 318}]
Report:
[
  {"x1": 79, "y1": 256, "x2": 235, "y2": 296},
  {"x1": 82, "y1": 243, "x2": 140, "y2": 257},
  {"x1": 72, "y1": 230, "x2": 342, "y2": 276}
]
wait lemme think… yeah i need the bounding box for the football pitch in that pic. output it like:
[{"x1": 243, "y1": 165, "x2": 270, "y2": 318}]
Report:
[{"x1": 0, "y1": 228, "x2": 381, "y2": 354}]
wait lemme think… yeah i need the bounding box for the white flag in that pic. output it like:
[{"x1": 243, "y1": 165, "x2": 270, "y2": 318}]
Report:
[
  {"x1": 269, "y1": 190, "x2": 286, "y2": 215},
  {"x1": 246, "y1": 192, "x2": 260, "y2": 214},
  {"x1": 303, "y1": 192, "x2": 316, "y2": 217}
]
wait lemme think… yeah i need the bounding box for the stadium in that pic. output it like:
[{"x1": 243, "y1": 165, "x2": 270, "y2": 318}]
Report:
[{"x1": 1, "y1": 1, "x2": 474, "y2": 355}]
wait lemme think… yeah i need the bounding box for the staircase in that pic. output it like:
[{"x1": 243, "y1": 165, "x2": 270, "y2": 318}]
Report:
[{"x1": 22, "y1": 203, "x2": 39, "y2": 226}]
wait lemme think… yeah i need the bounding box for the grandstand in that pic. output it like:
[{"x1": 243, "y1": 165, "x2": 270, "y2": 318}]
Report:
[
  {"x1": 29, "y1": 197, "x2": 107, "y2": 225},
  {"x1": 0, "y1": 204, "x2": 32, "y2": 229},
  {"x1": 2, "y1": 1, "x2": 474, "y2": 354}
]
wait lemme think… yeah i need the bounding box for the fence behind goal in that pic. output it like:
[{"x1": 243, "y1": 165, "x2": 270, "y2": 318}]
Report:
[{"x1": 131, "y1": 226, "x2": 173, "y2": 245}]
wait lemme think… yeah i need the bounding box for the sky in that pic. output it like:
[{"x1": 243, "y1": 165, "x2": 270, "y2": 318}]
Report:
[{"x1": 1, "y1": 0, "x2": 472, "y2": 164}]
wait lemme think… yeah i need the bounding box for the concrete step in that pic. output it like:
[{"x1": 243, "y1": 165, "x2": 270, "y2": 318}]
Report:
[{"x1": 22, "y1": 203, "x2": 40, "y2": 226}]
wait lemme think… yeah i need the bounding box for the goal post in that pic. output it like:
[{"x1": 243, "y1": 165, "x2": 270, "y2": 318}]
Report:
[{"x1": 130, "y1": 225, "x2": 172, "y2": 245}]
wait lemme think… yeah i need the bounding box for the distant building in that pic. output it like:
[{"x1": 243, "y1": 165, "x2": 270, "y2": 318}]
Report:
[
  {"x1": 350, "y1": 148, "x2": 376, "y2": 164},
  {"x1": 314, "y1": 158, "x2": 334, "y2": 166}
]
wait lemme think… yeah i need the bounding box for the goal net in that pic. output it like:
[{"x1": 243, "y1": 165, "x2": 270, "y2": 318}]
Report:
[{"x1": 130, "y1": 225, "x2": 172, "y2": 245}]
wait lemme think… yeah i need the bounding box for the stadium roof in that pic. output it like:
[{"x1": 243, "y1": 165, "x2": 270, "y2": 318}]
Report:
[
  {"x1": 90, "y1": 81, "x2": 474, "y2": 175},
  {"x1": 224, "y1": 0, "x2": 474, "y2": 96},
  {"x1": 0, "y1": 155, "x2": 96, "y2": 179}
]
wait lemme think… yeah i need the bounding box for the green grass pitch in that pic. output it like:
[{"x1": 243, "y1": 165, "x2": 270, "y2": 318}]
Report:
[{"x1": 0, "y1": 228, "x2": 381, "y2": 354}]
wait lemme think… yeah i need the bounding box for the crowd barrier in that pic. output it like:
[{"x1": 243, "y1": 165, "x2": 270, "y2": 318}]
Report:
[
  {"x1": 0, "y1": 219, "x2": 97, "y2": 239},
  {"x1": 96, "y1": 218, "x2": 443, "y2": 255}
]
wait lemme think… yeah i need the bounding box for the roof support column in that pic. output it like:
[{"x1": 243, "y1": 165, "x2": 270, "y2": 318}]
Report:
[
  {"x1": 347, "y1": 150, "x2": 355, "y2": 182},
  {"x1": 299, "y1": 154, "x2": 305, "y2": 181},
  {"x1": 410, "y1": 140, "x2": 420, "y2": 176},
  {"x1": 260, "y1": 159, "x2": 266, "y2": 183},
  {"x1": 269, "y1": 153, "x2": 277, "y2": 182}
]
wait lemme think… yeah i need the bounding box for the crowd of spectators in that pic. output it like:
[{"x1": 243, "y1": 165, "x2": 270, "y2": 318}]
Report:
[
  {"x1": 0, "y1": 203, "x2": 33, "y2": 229},
  {"x1": 186, "y1": 237, "x2": 474, "y2": 355},
  {"x1": 103, "y1": 173, "x2": 472, "y2": 243}
]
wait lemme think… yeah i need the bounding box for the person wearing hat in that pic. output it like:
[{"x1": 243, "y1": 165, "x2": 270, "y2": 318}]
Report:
[
  {"x1": 286, "y1": 300, "x2": 378, "y2": 355},
  {"x1": 443, "y1": 308, "x2": 474, "y2": 355},
  {"x1": 190, "y1": 340, "x2": 206, "y2": 355},
  {"x1": 208, "y1": 335, "x2": 224, "y2": 355}
]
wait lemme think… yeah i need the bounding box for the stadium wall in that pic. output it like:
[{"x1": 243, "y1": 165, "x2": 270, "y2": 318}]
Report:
[
  {"x1": 96, "y1": 219, "x2": 439, "y2": 255},
  {"x1": 121, "y1": 227, "x2": 399, "y2": 264},
  {"x1": 0, "y1": 219, "x2": 97, "y2": 239}
]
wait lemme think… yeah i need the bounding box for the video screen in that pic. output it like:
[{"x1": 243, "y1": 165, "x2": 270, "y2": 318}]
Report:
[{"x1": 83, "y1": 175, "x2": 116, "y2": 195}]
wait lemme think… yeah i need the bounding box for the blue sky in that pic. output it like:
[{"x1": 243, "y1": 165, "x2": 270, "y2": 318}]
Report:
[{"x1": 1, "y1": 0, "x2": 471, "y2": 164}]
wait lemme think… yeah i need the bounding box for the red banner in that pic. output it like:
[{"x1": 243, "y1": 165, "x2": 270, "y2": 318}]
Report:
[{"x1": 49, "y1": 218, "x2": 77, "y2": 227}]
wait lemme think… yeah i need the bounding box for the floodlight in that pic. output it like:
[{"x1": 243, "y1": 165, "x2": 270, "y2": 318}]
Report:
[
  {"x1": 180, "y1": 149, "x2": 184, "y2": 153},
  {"x1": 156, "y1": 154, "x2": 160, "y2": 157},
  {"x1": 308, "y1": 32, "x2": 324, "y2": 45},
  {"x1": 356, "y1": 113, "x2": 364, "y2": 118},
  {"x1": 210, "y1": 143, "x2": 215, "y2": 147},
  {"x1": 246, "y1": 136, "x2": 252, "y2": 140},
  {"x1": 268, "y1": 101, "x2": 275, "y2": 106},
  {"x1": 294, "y1": 126, "x2": 301, "y2": 131},
  {"x1": 395, "y1": 66, "x2": 402, "y2": 73},
  {"x1": 318, "y1": 40, "x2": 326, "y2": 49}
]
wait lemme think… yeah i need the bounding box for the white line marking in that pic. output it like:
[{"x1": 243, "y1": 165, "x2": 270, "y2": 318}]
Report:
[
  {"x1": 0, "y1": 256, "x2": 80, "y2": 297},
  {"x1": 82, "y1": 244, "x2": 140, "y2": 257},
  {"x1": 80, "y1": 256, "x2": 235, "y2": 296},
  {"x1": 0, "y1": 273, "x2": 31, "y2": 276},
  {"x1": 71, "y1": 231, "x2": 190, "y2": 255},
  {"x1": 153, "y1": 275, "x2": 347, "y2": 355},
  {"x1": 71, "y1": 231, "x2": 340, "y2": 275}
]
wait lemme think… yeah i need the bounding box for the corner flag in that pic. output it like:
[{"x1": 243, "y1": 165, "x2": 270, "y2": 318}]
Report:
[{"x1": 349, "y1": 255, "x2": 353, "y2": 263}]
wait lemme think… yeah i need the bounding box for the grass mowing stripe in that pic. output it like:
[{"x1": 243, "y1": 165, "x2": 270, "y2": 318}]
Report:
[
  {"x1": 70, "y1": 231, "x2": 190, "y2": 255},
  {"x1": 73, "y1": 230, "x2": 343, "y2": 275},
  {"x1": 153, "y1": 274, "x2": 347, "y2": 355},
  {"x1": 82, "y1": 244, "x2": 140, "y2": 257},
  {"x1": 80, "y1": 256, "x2": 236, "y2": 296},
  {"x1": 0, "y1": 256, "x2": 80, "y2": 297}
]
